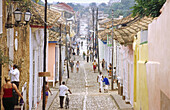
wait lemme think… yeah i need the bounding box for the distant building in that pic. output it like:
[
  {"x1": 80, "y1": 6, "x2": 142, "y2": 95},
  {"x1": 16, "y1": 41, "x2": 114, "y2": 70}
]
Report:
[
  {"x1": 108, "y1": 0, "x2": 121, "y2": 5},
  {"x1": 50, "y1": 2, "x2": 74, "y2": 18},
  {"x1": 98, "y1": 11, "x2": 109, "y2": 21}
]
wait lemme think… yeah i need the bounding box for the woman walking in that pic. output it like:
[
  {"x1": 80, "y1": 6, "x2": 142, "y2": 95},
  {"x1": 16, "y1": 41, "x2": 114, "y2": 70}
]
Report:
[
  {"x1": 1, "y1": 76, "x2": 23, "y2": 110},
  {"x1": 92, "y1": 60, "x2": 97, "y2": 73},
  {"x1": 101, "y1": 59, "x2": 105, "y2": 69},
  {"x1": 41, "y1": 81, "x2": 53, "y2": 108},
  {"x1": 76, "y1": 61, "x2": 80, "y2": 73},
  {"x1": 70, "y1": 60, "x2": 74, "y2": 72}
]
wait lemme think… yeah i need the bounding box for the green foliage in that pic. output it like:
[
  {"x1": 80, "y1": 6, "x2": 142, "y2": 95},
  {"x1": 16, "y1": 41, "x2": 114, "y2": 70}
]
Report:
[
  {"x1": 100, "y1": 0, "x2": 135, "y2": 18},
  {"x1": 131, "y1": 0, "x2": 166, "y2": 18},
  {"x1": 67, "y1": 3, "x2": 85, "y2": 14},
  {"x1": 68, "y1": 0, "x2": 135, "y2": 18},
  {"x1": 32, "y1": 0, "x2": 44, "y2": 5}
]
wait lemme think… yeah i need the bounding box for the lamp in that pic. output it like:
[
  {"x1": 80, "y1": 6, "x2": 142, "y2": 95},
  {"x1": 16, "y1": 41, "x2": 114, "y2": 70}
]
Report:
[
  {"x1": 14, "y1": 8, "x2": 22, "y2": 23},
  {"x1": 24, "y1": 10, "x2": 31, "y2": 23},
  {"x1": 5, "y1": 8, "x2": 31, "y2": 28}
]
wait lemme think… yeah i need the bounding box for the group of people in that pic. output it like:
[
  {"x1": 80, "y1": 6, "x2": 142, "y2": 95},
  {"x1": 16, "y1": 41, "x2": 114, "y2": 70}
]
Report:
[
  {"x1": 82, "y1": 50, "x2": 97, "y2": 62},
  {"x1": 69, "y1": 60, "x2": 80, "y2": 73},
  {"x1": 97, "y1": 72, "x2": 110, "y2": 93}
]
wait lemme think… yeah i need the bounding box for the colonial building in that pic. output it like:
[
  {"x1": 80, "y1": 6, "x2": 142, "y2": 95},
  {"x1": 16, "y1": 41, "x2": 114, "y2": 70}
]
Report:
[{"x1": 0, "y1": 1, "x2": 60, "y2": 110}]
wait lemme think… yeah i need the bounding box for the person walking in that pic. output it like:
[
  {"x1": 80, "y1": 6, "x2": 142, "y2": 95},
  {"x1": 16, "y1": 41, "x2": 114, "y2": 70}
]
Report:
[
  {"x1": 103, "y1": 76, "x2": 110, "y2": 93},
  {"x1": 76, "y1": 61, "x2": 80, "y2": 73},
  {"x1": 70, "y1": 60, "x2": 74, "y2": 72},
  {"x1": 95, "y1": 51, "x2": 97, "y2": 59},
  {"x1": 9, "y1": 64, "x2": 20, "y2": 105},
  {"x1": 77, "y1": 45, "x2": 79, "y2": 56},
  {"x1": 90, "y1": 50, "x2": 93, "y2": 62},
  {"x1": 83, "y1": 51, "x2": 86, "y2": 60},
  {"x1": 59, "y1": 81, "x2": 72, "y2": 108},
  {"x1": 41, "y1": 81, "x2": 53, "y2": 108},
  {"x1": 101, "y1": 59, "x2": 105, "y2": 69},
  {"x1": 97, "y1": 72, "x2": 104, "y2": 93},
  {"x1": 86, "y1": 50, "x2": 89, "y2": 63},
  {"x1": 72, "y1": 50, "x2": 76, "y2": 61},
  {"x1": 92, "y1": 60, "x2": 97, "y2": 73},
  {"x1": 1, "y1": 76, "x2": 23, "y2": 110},
  {"x1": 108, "y1": 63, "x2": 112, "y2": 76}
]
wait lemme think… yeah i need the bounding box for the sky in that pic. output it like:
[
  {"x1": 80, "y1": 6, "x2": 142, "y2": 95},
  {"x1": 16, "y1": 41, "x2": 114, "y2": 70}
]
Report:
[{"x1": 42, "y1": 0, "x2": 110, "y2": 3}]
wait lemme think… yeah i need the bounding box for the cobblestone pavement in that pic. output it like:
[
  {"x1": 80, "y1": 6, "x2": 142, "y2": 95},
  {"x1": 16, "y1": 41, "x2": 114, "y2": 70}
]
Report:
[{"x1": 48, "y1": 56, "x2": 119, "y2": 110}]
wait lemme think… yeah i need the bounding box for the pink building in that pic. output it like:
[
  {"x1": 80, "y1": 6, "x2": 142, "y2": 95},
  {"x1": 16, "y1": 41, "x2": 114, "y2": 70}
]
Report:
[{"x1": 147, "y1": 0, "x2": 170, "y2": 109}]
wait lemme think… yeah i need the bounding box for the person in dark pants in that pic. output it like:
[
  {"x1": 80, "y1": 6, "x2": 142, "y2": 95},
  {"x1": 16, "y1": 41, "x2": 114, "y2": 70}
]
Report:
[
  {"x1": 87, "y1": 50, "x2": 89, "y2": 62},
  {"x1": 9, "y1": 64, "x2": 20, "y2": 105},
  {"x1": 59, "y1": 81, "x2": 72, "y2": 108}
]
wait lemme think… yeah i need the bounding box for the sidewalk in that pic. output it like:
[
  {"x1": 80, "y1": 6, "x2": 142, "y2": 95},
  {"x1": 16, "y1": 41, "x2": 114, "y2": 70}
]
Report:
[{"x1": 36, "y1": 69, "x2": 69, "y2": 110}]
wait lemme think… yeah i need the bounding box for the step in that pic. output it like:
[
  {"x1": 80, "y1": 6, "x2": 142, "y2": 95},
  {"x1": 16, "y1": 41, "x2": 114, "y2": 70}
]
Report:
[{"x1": 110, "y1": 94, "x2": 133, "y2": 110}]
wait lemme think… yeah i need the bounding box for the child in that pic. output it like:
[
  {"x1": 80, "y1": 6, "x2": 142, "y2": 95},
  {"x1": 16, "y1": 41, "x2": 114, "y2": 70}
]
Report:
[{"x1": 103, "y1": 76, "x2": 110, "y2": 93}]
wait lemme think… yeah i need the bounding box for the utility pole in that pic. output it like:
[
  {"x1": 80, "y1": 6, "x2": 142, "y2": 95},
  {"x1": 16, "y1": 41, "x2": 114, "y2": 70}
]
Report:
[
  {"x1": 43, "y1": 0, "x2": 47, "y2": 110},
  {"x1": 96, "y1": 8, "x2": 100, "y2": 72},
  {"x1": 111, "y1": 10, "x2": 114, "y2": 90},
  {"x1": 65, "y1": 20, "x2": 69, "y2": 78},
  {"x1": 92, "y1": 8, "x2": 95, "y2": 61},
  {"x1": 59, "y1": 24, "x2": 62, "y2": 85}
]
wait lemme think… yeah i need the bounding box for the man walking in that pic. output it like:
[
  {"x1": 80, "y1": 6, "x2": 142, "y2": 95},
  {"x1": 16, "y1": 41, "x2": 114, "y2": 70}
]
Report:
[
  {"x1": 9, "y1": 64, "x2": 20, "y2": 105},
  {"x1": 97, "y1": 72, "x2": 104, "y2": 93},
  {"x1": 59, "y1": 81, "x2": 72, "y2": 108}
]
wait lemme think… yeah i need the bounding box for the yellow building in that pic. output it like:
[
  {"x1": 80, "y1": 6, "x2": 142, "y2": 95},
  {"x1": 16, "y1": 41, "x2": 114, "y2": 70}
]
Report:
[{"x1": 133, "y1": 31, "x2": 149, "y2": 110}]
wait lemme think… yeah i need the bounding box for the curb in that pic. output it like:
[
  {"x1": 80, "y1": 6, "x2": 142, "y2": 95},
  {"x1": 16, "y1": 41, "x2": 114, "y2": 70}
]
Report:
[{"x1": 110, "y1": 94, "x2": 120, "y2": 110}]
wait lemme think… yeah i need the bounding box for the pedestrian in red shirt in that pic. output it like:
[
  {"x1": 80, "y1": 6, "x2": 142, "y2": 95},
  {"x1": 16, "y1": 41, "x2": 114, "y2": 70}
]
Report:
[{"x1": 1, "y1": 76, "x2": 23, "y2": 110}]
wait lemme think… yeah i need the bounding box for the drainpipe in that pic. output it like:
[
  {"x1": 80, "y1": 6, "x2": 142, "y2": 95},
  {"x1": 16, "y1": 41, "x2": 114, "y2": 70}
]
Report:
[{"x1": 32, "y1": 52, "x2": 35, "y2": 109}]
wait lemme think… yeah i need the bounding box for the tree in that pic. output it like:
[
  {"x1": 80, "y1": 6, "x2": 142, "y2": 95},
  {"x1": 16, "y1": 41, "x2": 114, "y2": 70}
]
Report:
[
  {"x1": 131, "y1": 0, "x2": 166, "y2": 18},
  {"x1": 89, "y1": 2, "x2": 97, "y2": 8},
  {"x1": 99, "y1": 3, "x2": 107, "y2": 7},
  {"x1": 98, "y1": 3, "x2": 107, "y2": 11}
]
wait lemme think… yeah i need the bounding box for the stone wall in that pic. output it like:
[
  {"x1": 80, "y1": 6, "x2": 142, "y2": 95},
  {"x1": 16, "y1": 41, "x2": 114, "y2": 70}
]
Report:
[{"x1": 1, "y1": 1, "x2": 30, "y2": 109}]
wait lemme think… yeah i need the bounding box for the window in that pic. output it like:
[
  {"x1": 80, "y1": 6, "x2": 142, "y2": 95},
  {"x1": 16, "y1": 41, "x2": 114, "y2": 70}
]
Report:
[{"x1": 0, "y1": 0, "x2": 2, "y2": 34}]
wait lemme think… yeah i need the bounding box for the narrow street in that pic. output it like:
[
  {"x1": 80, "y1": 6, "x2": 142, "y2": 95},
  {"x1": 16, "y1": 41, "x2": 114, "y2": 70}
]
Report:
[{"x1": 48, "y1": 56, "x2": 118, "y2": 110}]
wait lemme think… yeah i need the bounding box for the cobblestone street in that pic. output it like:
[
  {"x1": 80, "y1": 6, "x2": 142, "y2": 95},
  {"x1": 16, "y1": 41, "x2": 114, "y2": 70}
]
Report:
[{"x1": 48, "y1": 56, "x2": 119, "y2": 110}]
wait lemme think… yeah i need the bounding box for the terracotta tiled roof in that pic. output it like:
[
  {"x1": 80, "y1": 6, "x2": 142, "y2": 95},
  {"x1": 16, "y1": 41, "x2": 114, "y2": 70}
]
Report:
[
  {"x1": 99, "y1": 15, "x2": 138, "y2": 29},
  {"x1": 28, "y1": 2, "x2": 61, "y2": 26},
  {"x1": 48, "y1": 30, "x2": 60, "y2": 41},
  {"x1": 99, "y1": 17, "x2": 153, "y2": 45}
]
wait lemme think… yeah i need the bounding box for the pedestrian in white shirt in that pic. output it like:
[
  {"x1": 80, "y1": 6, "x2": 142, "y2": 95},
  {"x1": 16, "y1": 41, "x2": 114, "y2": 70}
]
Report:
[
  {"x1": 9, "y1": 64, "x2": 20, "y2": 105},
  {"x1": 97, "y1": 72, "x2": 104, "y2": 93},
  {"x1": 59, "y1": 81, "x2": 72, "y2": 108}
]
